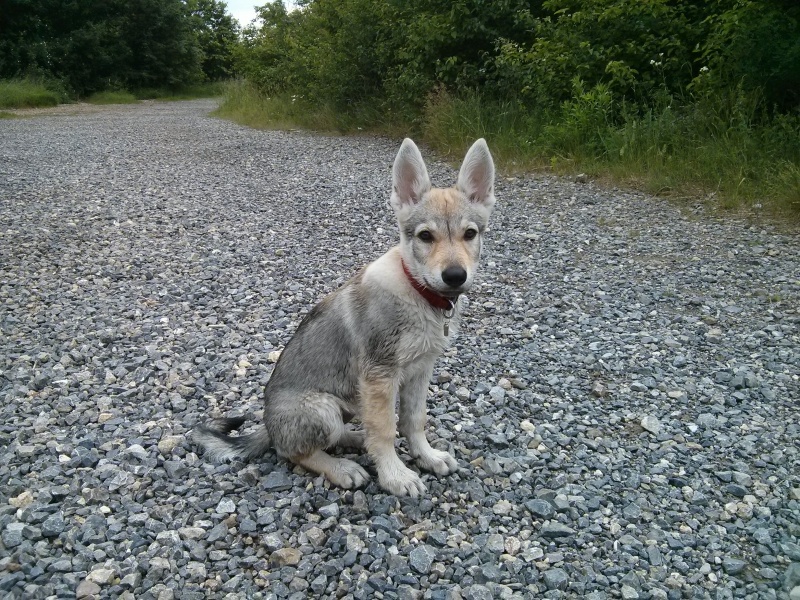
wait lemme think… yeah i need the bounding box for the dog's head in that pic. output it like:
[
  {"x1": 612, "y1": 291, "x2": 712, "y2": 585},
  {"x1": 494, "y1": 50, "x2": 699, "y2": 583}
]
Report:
[{"x1": 390, "y1": 138, "x2": 496, "y2": 298}]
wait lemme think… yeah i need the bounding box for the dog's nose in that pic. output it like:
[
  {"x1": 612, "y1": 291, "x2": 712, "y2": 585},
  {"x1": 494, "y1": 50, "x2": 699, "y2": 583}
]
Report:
[{"x1": 441, "y1": 266, "x2": 467, "y2": 288}]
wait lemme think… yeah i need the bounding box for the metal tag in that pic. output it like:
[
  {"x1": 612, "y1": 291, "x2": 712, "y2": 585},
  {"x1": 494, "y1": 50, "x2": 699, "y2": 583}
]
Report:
[{"x1": 443, "y1": 299, "x2": 456, "y2": 337}]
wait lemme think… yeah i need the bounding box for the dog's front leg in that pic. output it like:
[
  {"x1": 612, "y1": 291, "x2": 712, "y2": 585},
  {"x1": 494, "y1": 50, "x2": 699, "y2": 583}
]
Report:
[
  {"x1": 360, "y1": 375, "x2": 426, "y2": 497},
  {"x1": 399, "y1": 365, "x2": 459, "y2": 476}
]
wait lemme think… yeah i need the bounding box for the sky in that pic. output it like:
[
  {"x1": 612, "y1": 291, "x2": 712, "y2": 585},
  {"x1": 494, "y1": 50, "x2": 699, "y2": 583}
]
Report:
[{"x1": 224, "y1": 0, "x2": 260, "y2": 28}]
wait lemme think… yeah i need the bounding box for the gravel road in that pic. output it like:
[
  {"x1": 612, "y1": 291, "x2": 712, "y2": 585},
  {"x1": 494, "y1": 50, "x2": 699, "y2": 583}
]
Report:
[{"x1": 1, "y1": 99, "x2": 799, "y2": 600}]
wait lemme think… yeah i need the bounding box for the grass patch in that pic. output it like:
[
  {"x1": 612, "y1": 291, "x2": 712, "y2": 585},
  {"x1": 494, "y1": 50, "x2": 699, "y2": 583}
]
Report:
[
  {"x1": 0, "y1": 111, "x2": 21, "y2": 119},
  {"x1": 86, "y1": 90, "x2": 138, "y2": 105},
  {"x1": 0, "y1": 78, "x2": 62, "y2": 108},
  {"x1": 422, "y1": 88, "x2": 800, "y2": 218},
  {"x1": 213, "y1": 80, "x2": 401, "y2": 134}
]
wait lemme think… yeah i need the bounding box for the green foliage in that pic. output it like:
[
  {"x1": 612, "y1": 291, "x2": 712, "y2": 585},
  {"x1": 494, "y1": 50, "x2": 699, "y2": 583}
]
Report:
[
  {"x1": 187, "y1": 0, "x2": 241, "y2": 81},
  {"x1": 0, "y1": 0, "x2": 240, "y2": 97},
  {"x1": 0, "y1": 77, "x2": 64, "y2": 108},
  {"x1": 699, "y1": 0, "x2": 800, "y2": 112}
]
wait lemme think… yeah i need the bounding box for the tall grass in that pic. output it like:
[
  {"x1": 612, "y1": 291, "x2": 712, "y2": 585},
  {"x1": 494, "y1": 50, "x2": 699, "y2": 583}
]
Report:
[
  {"x1": 0, "y1": 78, "x2": 64, "y2": 108},
  {"x1": 423, "y1": 87, "x2": 800, "y2": 217},
  {"x1": 213, "y1": 80, "x2": 401, "y2": 134}
]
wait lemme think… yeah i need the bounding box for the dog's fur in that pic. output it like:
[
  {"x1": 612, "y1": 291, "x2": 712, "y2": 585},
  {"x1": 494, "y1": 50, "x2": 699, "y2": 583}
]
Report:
[{"x1": 193, "y1": 138, "x2": 496, "y2": 496}]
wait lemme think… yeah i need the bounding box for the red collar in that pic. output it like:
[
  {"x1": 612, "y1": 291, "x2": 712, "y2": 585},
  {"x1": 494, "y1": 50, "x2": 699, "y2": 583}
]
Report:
[{"x1": 401, "y1": 260, "x2": 457, "y2": 311}]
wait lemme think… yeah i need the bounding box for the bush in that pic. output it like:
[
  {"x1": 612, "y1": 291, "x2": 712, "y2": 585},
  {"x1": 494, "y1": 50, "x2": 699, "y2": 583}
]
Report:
[{"x1": 0, "y1": 78, "x2": 63, "y2": 108}]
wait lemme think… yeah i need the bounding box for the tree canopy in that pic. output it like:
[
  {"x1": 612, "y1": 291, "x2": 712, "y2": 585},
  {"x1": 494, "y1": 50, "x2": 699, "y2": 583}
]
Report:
[
  {"x1": 237, "y1": 0, "x2": 799, "y2": 116},
  {"x1": 0, "y1": 0, "x2": 240, "y2": 95}
]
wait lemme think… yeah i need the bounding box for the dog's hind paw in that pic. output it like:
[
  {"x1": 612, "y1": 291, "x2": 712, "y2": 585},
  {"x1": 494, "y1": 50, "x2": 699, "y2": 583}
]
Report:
[{"x1": 415, "y1": 448, "x2": 458, "y2": 476}]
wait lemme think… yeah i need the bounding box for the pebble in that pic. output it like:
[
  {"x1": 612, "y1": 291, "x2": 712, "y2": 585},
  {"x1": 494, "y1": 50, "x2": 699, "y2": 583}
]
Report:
[
  {"x1": 640, "y1": 414, "x2": 661, "y2": 435},
  {"x1": 409, "y1": 544, "x2": 436, "y2": 574}
]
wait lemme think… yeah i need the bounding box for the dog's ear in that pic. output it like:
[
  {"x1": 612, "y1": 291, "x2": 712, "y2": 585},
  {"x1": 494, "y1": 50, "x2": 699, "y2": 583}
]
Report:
[
  {"x1": 457, "y1": 138, "x2": 495, "y2": 210},
  {"x1": 391, "y1": 138, "x2": 431, "y2": 211}
]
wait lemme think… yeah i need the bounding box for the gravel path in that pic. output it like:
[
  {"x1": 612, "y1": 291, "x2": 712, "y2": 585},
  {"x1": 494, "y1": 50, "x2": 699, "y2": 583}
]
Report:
[{"x1": 1, "y1": 99, "x2": 799, "y2": 600}]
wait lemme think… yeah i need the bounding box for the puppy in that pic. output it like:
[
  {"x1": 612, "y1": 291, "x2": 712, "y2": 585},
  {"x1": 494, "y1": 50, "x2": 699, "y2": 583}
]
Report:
[{"x1": 194, "y1": 138, "x2": 496, "y2": 496}]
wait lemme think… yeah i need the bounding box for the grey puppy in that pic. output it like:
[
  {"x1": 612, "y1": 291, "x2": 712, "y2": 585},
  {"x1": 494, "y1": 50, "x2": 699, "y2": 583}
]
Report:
[{"x1": 194, "y1": 138, "x2": 496, "y2": 496}]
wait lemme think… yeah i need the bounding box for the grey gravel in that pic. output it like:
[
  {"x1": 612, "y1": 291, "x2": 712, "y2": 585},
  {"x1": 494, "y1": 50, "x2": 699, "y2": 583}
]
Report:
[{"x1": 1, "y1": 99, "x2": 799, "y2": 599}]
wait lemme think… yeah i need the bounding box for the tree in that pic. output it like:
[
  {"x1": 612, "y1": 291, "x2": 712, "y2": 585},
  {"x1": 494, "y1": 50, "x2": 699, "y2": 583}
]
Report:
[{"x1": 187, "y1": 0, "x2": 240, "y2": 81}]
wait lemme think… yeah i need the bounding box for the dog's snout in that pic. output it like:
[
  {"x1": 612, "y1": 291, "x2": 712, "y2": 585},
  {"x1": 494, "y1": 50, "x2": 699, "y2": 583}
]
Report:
[{"x1": 441, "y1": 266, "x2": 468, "y2": 288}]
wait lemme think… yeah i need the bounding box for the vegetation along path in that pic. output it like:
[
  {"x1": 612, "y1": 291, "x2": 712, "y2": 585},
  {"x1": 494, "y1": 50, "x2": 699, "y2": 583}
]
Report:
[{"x1": 1, "y1": 99, "x2": 799, "y2": 599}]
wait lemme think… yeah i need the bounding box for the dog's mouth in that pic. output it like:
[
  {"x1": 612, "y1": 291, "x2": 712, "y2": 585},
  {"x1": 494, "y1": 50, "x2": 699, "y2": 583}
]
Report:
[{"x1": 424, "y1": 280, "x2": 468, "y2": 299}]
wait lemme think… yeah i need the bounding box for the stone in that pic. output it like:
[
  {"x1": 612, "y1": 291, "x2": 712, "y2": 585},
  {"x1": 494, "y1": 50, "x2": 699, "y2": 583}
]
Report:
[
  {"x1": 543, "y1": 567, "x2": 568, "y2": 590},
  {"x1": 76, "y1": 580, "x2": 102, "y2": 598},
  {"x1": 157, "y1": 435, "x2": 182, "y2": 454},
  {"x1": 525, "y1": 499, "x2": 555, "y2": 519},
  {"x1": 492, "y1": 499, "x2": 513, "y2": 515},
  {"x1": 464, "y1": 585, "x2": 493, "y2": 600},
  {"x1": 215, "y1": 498, "x2": 236, "y2": 514},
  {"x1": 722, "y1": 557, "x2": 747, "y2": 575},
  {"x1": 86, "y1": 568, "x2": 116, "y2": 585},
  {"x1": 270, "y1": 548, "x2": 301, "y2": 567},
  {"x1": 621, "y1": 585, "x2": 640, "y2": 599},
  {"x1": 263, "y1": 470, "x2": 292, "y2": 492},
  {"x1": 9, "y1": 491, "x2": 34, "y2": 509},
  {"x1": 540, "y1": 523, "x2": 575, "y2": 538},
  {"x1": 785, "y1": 563, "x2": 800, "y2": 591},
  {"x1": 125, "y1": 444, "x2": 148, "y2": 460},
  {"x1": 2, "y1": 523, "x2": 25, "y2": 548},
  {"x1": 42, "y1": 513, "x2": 66, "y2": 537},
  {"x1": 410, "y1": 544, "x2": 436, "y2": 574},
  {"x1": 640, "y1": 414, "x2": 661, "y2": 435},
  {"x1": 318, "y1": 503, "x2": 339, "y2": 519}
]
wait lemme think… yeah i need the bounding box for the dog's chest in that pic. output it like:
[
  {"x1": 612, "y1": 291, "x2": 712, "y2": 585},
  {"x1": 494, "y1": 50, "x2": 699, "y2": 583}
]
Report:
[{"x1": 395, "y1": 308, "x2": 457, "y2": 364}]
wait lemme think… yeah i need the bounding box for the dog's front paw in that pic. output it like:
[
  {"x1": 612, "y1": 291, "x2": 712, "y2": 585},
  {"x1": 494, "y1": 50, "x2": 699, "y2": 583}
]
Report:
[
  {"x1": 415, "y1": 448, "x2": 458, "y2": 476},
  {"x1": 328, "y1": 458, "x2": 370, "y2": 489},
  {"x1": 378, "y1": 462, "x2": 426, "y2": 497}
]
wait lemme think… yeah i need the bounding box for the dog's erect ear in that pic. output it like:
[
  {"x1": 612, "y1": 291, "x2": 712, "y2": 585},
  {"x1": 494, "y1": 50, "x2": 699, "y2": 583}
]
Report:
[
  {"x1": 456, "y1": 138, "x2": 495, "y2": 210},
  {"x1": 391, "y1": 138, "x2": 431, "y2": 211}
]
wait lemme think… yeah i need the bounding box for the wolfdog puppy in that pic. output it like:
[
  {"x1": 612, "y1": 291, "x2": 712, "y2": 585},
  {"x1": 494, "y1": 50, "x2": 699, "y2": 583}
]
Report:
[{"x1": 194, "y1": 138, "x2": 496, "y2": 496}]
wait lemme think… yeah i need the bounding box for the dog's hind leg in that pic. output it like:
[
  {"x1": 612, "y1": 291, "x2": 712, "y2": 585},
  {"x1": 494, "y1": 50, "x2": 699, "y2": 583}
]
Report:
[
  {"x1": 268, "y1": 391, "x2": 370, "y2": 489},
  {"x1": 335, "y1": 427, "x2": 365, "y2": 449},
  {"x1": 293, "y1": 450, "x2": 370, "y2": 489}
]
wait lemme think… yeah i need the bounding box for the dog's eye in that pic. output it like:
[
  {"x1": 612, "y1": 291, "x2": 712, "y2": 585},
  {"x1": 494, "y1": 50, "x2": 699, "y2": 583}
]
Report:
[
  {"x1": 417, "y1": 231, "x2": 434, "y2": 243},
  {"x1": 464, "y1": 228, "x2": 478, "y2": 241}
]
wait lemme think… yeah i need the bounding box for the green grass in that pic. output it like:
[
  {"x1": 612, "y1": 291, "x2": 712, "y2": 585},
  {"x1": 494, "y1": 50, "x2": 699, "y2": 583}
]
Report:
[
  {"x1": 212, "y1": 80, "x2": 400, "y2": 134},
  {"x1": 0, "y1": 78, "x2": 62, "y2": 108},
  {"x1": 86, "y1": 90, "x2": 139, "y2": 105},
  {"x1": 422, "y1": 88, "x2": 800, "y2": 218},
  {"x1": 0, "y1": 111, "x2": 21, "y2": 119}
]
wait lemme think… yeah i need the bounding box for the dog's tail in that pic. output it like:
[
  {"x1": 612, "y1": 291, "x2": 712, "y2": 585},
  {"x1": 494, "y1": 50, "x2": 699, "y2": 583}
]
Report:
[{"x1": 192, "y1": 417, "x2": 272, "y2": 462}]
